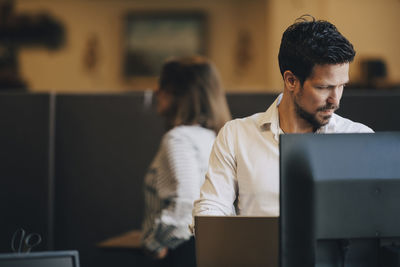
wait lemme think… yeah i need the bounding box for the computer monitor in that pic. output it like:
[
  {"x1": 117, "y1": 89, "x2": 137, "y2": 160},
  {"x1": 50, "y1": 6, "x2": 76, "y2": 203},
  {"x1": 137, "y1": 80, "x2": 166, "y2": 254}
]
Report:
[
  {"x1": 0, "y1": 250, "x2": 80, "y2": 267},
  {"x1": 280, "y1": 132, "x2": 400, "y2": 267}
]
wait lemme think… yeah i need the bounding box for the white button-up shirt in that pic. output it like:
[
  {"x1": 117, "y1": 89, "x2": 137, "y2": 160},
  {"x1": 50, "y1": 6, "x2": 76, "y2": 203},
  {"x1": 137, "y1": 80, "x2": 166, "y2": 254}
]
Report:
[{"x1": 193, "y1": 94, "x2": 374, "y2": 217}]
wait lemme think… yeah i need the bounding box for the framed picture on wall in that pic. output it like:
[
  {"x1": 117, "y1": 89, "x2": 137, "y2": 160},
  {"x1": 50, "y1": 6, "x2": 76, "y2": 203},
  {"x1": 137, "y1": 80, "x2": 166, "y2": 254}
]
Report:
[{"x1": 123, "y1": 12, "x2": 207, "y2": 78}]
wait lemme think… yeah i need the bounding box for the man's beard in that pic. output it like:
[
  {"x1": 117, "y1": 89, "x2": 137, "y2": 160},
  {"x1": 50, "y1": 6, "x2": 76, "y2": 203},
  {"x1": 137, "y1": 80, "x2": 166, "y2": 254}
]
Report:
[{"x1": 294, "y1": 96, "x2": 338, "y2": 131}]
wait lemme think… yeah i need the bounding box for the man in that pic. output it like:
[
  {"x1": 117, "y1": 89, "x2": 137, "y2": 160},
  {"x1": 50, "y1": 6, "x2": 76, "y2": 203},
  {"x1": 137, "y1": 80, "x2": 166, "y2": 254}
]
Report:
[{"x1": 193, "y1": 16, "x2": 373, "y2": 217}]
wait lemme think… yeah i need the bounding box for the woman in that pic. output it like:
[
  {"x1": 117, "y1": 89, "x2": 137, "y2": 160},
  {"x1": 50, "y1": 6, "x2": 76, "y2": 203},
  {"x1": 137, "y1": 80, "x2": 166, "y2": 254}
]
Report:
[{"x1": 141, "y1": 56, "x2": 231, "y2": 267}]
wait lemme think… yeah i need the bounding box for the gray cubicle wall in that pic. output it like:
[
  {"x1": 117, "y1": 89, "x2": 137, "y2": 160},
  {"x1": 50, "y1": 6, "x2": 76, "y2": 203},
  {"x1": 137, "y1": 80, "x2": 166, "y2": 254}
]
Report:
[
  {"x1": 53, "y1": 93, "x2": 164, "y2": 267},
  {"x1": 227, "y1": 93, "x2": 277, "y2": 119},
  {"x1": 0, "y1": 93, "x2": 53, "y2": 252},
  {"x1": 337, "y1": 90, "x2": 400, "y2": 131}
]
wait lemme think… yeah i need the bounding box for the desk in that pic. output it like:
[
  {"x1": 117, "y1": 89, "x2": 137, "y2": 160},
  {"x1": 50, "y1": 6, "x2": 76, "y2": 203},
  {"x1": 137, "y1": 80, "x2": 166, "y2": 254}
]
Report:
[
  {"x1": 96, "y1": 230, "x2": 170, "y2": 267},
  {"x1": 97, "y1": 230, "x2": 142, "y2": 249}
]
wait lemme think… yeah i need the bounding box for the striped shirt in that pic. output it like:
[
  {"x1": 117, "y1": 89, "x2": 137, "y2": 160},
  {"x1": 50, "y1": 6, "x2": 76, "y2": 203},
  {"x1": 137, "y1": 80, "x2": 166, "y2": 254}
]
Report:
[{"x1": 141, "y1": 125, "x2": 215, "y2": 253}]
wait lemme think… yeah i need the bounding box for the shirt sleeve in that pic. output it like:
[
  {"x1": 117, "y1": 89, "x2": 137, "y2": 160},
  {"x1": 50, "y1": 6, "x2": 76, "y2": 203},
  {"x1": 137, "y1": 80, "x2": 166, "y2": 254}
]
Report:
[
  {"x1": 142, "y1": 130, "x2": 204, "y2": 251},
  {"x1": 193, "y1": 121, "x2": 238, "y2": 217}
]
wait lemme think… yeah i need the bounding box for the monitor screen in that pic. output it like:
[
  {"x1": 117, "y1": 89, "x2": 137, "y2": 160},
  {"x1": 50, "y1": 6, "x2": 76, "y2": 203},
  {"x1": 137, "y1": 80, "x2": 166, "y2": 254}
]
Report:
[
  {"x1": 280, "y1": 132, "x2": 400, "y2": 267},
  {"x1": 0, "y1": 250, "x2": 79, "y2": 267}
]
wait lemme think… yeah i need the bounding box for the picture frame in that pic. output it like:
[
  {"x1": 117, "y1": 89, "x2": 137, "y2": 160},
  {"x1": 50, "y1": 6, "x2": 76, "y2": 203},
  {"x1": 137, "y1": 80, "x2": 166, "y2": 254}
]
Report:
[{"x1": 123, "y1": 12, "x2": 207, "y2": 78}]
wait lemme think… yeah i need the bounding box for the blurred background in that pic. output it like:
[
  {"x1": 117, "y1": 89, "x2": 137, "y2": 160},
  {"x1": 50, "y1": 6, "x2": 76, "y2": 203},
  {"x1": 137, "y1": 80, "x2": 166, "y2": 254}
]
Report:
[
  {"x1": 1, "y1": 1, "x2": 400, "y2": 266},
  {"x1": 1, "y1": 0, "x2": 399, "y2": 93}
]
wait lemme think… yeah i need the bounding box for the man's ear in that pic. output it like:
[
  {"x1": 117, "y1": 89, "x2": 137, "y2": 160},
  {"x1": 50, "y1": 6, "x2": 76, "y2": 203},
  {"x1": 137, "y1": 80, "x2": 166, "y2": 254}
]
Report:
[{"x1": 283, "y1": 70, "x2": 298, "y2": 92}]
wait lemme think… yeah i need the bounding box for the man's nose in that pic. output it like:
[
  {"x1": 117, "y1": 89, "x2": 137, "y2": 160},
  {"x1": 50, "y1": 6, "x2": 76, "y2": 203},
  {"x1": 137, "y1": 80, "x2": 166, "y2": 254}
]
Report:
[{"x1": 327, "y1": 88, "x2": 341, "y2": 107}]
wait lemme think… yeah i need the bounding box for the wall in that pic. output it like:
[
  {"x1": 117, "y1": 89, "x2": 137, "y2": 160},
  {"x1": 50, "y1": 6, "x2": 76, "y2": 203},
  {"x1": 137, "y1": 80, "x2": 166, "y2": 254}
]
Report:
[
  {"x1": 15, "y1": 0, "x2": 400, "y2": 93},
  {"x1": 264, "y1": 0, "x2": 400, "y2": 90},
  {"x1": 16, "y1": 0, "x2": 268, "y2": 92}
]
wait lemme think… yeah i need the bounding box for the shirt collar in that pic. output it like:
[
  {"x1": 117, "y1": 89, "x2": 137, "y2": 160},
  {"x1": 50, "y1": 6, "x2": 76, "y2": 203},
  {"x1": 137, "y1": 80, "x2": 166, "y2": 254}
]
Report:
[
  {"x1": 257, "y1": 93, "x2": 339, "y2": 137},
  {"x1": 257, "y1": 93, "x2": 283, "y2": 141}
]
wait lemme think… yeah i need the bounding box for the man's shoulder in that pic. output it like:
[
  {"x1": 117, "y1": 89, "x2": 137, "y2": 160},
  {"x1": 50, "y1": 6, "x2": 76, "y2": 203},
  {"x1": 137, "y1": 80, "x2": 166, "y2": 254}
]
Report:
[{"x1": 331, "y1": 113, "x2": 374, "y2": 133}]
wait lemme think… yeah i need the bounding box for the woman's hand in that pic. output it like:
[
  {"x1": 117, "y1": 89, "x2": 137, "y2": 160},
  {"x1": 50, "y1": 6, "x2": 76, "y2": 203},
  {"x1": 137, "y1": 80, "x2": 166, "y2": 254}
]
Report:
[
  {"x1": 143, "y1": 246, "x2": 169, "y2": 260},
  {"x1": 155, "y1": 247, "x2": 168, "y2": 259}
]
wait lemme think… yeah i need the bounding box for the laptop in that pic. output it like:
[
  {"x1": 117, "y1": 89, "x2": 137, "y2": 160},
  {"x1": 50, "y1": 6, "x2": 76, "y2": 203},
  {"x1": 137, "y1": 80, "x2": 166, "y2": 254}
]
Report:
[
  {"x1": 195, "y1": 216, "x2": 278, "y2": 267},
  {"x1": 0, "y1": 250, "x2": 80, "y2": 267}
]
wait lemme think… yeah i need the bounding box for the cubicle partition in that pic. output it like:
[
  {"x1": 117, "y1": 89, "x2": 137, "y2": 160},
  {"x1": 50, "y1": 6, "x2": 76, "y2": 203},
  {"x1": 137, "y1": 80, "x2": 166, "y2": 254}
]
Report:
[
  {"x1": 0, "y1": 93, "x2": 53, "y2": 252},
  {"x1": 53, "y1": 93, "x2": 164, "y2": 267},
  {"x1": 1, "y1": 90, "x2": 399, "y2": 267},
  {"x1": 337, "y1": 91, "x2": 400, "y2": 131}
]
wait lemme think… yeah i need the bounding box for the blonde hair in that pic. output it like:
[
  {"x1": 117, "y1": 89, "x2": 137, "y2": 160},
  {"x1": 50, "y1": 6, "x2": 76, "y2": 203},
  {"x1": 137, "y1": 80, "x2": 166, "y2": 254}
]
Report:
[{"x1": 158, "y1": 56, "x2": 231, "y2": 133}]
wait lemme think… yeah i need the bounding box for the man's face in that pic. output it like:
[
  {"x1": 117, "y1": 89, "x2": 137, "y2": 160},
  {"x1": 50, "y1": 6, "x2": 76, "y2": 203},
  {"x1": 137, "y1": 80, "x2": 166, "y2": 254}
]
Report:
[{"x1": 293, "y1": 63, "x2": 349, "y2": 129}]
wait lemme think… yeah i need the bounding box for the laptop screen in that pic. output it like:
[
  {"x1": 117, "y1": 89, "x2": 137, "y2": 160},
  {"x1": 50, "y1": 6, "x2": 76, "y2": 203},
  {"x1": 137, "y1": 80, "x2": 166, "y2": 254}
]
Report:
[{"x1": 0, "y1": 250, "x2": 80, "y2": 267}]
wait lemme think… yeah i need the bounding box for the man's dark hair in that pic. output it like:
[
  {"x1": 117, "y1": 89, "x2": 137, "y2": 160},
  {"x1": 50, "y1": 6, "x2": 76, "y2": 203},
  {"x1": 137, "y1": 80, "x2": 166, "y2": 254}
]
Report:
[{"x1": 278, "y1": 15, "x2": 356, "y2": 85}]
